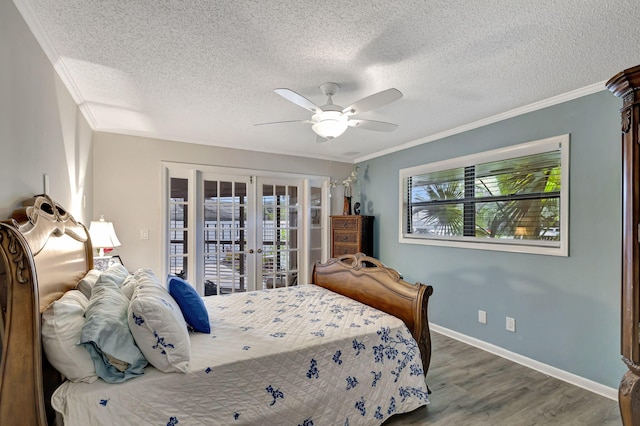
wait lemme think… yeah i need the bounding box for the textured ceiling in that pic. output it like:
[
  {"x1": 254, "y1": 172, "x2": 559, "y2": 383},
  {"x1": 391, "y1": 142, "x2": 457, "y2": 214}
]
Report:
[{"x1": 14, "y1": 0, "x2": 640, "y2": 162}]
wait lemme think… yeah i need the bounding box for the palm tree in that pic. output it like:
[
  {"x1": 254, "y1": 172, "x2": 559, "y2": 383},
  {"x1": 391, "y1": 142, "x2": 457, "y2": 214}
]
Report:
[
  {"x1": 477, "y1": 164, "x2": 560, "y2": 240},
  {"x1": 411, "y1": 156, "x2": 560, "y2": 241},
  {"x1": 412, "y1": 181, "x2": 464, "y2": 236}
]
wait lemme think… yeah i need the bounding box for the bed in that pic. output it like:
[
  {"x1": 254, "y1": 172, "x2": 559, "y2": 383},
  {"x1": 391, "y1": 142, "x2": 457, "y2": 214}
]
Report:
[{"x1": 0, "y1": 195, "x2": 433, "y2": 425}]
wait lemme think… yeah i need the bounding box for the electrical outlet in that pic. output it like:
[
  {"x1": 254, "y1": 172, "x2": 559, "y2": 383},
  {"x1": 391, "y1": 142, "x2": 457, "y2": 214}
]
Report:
[
  {"x1": 506, "y1": 316, "x2": 516, "y2": 332},
  {"x1": 478, "y1": 310, "x2": 487, "y2": 324}
]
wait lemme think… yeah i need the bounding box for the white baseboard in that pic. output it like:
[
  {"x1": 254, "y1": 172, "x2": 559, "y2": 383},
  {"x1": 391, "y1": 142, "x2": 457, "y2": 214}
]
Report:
[{"x1": 430, "y1": 323, "x2": 618, "y2": 401}]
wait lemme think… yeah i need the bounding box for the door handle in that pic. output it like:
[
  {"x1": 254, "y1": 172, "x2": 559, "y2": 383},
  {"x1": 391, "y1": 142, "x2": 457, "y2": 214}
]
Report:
[
  {"x1": 257, "y1": 249, "x2": 263, "y2": 253},
  {"x1": 249, "y1": 249, "x2": 254, "y2": 254}
]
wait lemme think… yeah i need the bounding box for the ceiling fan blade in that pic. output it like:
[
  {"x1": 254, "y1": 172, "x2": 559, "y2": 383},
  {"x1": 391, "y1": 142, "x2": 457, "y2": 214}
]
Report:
[
  {"x1": 342, "y1": 88, "x2": 403, "y2": 116},
  {"x1": 254, "y1": 119, "x2": 312, "y2": 126},
  {"x1": 348, "y1": 119, "x2": 398, "y2": 132},
  {"x1": 274, "y1": 88, "x2": 322, "y2": 113}
]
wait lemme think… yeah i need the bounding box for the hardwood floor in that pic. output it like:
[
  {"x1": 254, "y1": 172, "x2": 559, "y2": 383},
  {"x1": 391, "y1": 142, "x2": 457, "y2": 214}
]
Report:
[{"x1": 384, "y1": 332, "x2": 621, "y2": 425}]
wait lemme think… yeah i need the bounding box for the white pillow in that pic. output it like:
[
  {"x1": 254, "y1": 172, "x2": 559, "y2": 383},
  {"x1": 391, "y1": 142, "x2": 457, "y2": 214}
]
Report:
[
  {"x1": 99, "y1": 263, "x2": 130, "y2": 287},
  {"x1": 122, "y1": 268, "x2": 169, "y2": 300},
  {"x1": 133, "y1": 268, "x2": 168, "y2": 290},
  {"x1": 128, "y1": 270, "x2": 191, "y2": 373},
  {"x1": 75, "y1": 269, "x2": 100, "y2": 299},
  {"x1": 41, "y1": 290, "x2": 98, "y2": 383},
  {"x1": 120, "y1": 274, "x2": 139, "y2": 300}
]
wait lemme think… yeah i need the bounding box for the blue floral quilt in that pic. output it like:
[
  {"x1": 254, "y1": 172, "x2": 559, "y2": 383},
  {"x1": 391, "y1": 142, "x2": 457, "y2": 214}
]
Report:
[{"x1": 52, "y1": 284, "x2": 429, "y2": 425}]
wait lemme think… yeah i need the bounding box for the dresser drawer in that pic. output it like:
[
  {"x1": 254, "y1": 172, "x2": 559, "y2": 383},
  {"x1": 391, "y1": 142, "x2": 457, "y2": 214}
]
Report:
[
  {"x1": 332, "y1": 216, "x2": 359, "y2": 230},
  {"x1": 333, "y1": 231, "x2": 358, "y2": 243},
  {"x1": 333, "y1": 243, "x2": 358, "y2": 256}
]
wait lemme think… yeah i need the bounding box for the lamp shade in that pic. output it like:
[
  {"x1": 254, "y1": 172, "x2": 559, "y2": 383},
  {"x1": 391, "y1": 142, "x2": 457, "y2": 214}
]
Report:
[
  {"x1": 311, "y1": 111, "x2": 349, "y2": 139},
  {"x1": 89, "y1": 215, "x2": 121, "y2": 257}
]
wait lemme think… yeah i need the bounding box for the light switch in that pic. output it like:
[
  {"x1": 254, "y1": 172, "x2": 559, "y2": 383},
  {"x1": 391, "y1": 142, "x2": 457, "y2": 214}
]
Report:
[
  {"x1": 140, "y1": 229, "x2": 149, "y2": 240},
  {"x1": 43, "y1": 173, "x2": 50, "y2": 194}
]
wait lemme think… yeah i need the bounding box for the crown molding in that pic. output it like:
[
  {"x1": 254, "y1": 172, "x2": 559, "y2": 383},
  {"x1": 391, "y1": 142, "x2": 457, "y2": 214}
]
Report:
[{"x1": 354, "y1": 81, "x2": 606, "y2": 163}]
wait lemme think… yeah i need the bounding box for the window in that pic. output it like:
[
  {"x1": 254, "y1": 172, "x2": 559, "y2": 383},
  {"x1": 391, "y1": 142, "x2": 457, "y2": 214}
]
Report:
[{"x1": 399, "y1": 135, "x2": 569, "y2": 256}]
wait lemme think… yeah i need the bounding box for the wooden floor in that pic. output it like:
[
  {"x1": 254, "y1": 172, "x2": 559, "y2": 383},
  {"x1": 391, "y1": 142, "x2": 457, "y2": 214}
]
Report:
[{"x1": 384, "y1": 332, "x2": 621, "y2": 425}]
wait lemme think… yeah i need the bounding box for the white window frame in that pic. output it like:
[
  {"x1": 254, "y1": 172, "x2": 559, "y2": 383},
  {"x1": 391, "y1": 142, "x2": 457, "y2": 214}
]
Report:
[{"x1": 399, "y1": 134, "x2": 569, "y2": 256}]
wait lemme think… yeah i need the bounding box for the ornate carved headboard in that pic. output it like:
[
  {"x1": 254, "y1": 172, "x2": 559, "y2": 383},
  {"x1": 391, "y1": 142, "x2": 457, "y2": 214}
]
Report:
[{"x1": 0, "y1": 195, "x2": 93, "y2": 425}]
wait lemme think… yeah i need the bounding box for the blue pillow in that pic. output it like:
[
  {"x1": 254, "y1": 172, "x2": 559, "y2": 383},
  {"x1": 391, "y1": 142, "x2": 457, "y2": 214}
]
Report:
[{"x1": 168, "y1": 276, "x2": 211, "y2": 333}]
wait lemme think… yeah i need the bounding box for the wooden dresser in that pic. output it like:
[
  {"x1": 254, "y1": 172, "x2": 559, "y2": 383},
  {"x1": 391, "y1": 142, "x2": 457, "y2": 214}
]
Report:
[{"x1": 330, "y1": 215, "x2": 374, "y2": 257}]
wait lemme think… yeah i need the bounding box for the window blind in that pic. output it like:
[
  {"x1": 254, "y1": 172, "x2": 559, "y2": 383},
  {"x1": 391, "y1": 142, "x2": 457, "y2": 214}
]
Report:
[{"x1": 400, "y1": 135, "x2": 568, "y2": 255}]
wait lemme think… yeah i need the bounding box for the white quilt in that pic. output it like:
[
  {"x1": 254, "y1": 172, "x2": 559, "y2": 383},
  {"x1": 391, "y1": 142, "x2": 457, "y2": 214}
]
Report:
[{"x1": 52, "y1": 284, "x2": 429, "y2": 425}]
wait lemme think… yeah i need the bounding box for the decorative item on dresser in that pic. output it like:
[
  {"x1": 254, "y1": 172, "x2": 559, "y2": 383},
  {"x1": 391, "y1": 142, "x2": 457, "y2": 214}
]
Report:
[
  {"x1": 607, "y1": 64, "x2": 640, "y2": 426},
  {"x1": 331, "y1": 215, "x2": 374, "y2": 257}
]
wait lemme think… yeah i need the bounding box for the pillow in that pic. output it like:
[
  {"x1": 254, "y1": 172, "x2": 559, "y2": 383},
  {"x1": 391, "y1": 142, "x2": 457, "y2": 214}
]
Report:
[
  {"x1": 41, "y1": 290, "x2": 98, "y2": 383},
  {"x1": 128, "y1": 271, "x2": 191, "y2": 373},
  {"x1": 99, "y1": 263, "x2": 130, "y2": 287},
  {"x1": 75, "y1": 269, "x2": 101, "y2": 299},
  {"x1": 120, "y1": 274, "x2": 139, "y2": 300},
  {"x1": 134, "y1": 268, "x2": 168, "y2": 290},
  {"x1": 168, "y1": 276, "x2": 211, "y2": 333},
  {"x1": 80, "y1": 278, "x2": 147, "y2": 383}
]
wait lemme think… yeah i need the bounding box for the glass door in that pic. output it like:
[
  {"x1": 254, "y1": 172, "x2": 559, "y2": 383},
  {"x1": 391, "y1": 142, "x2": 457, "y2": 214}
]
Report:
[
  {"x1": 202, "y1": 174, "x2": 255, "y2": 294},
  {"x1": 168, "y1": 176, "x2": 190, "y2": 281},
  {"x1": 308, "y1": 180, "x2": 326, "y2": 272},
  {"x1": 258, "y1": 179, "x2": 301, "y2": 290},
  {"x1": 165, "y1": 163, "x2": 330, "y2": 294}
]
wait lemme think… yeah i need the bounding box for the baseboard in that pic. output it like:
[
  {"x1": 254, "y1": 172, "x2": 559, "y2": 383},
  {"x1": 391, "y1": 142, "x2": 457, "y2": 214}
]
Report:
[{"x1": 430, "y1": 323, "x2": 618, "y2": 401}]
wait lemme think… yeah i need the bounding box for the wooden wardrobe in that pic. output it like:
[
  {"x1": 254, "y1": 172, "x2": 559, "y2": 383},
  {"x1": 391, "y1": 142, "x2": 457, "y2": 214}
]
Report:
[{"x1": 607, "y1": 64, "x2": 640, "y2": 425}]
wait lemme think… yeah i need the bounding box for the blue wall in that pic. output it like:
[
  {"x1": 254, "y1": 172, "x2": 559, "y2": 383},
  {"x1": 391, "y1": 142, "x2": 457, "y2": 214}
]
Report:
[{"x1": 357, "y1": 90, "x2": 625, "y2": 388}]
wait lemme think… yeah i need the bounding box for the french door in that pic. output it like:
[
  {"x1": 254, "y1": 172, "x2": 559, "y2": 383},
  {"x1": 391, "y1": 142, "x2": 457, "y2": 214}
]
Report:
[
  {"x1": 201, "y1": 173, "x2": 255, "y2": 295},
  {"x1": 165, "y1": 165, "x2": 328, "y2": 294}
]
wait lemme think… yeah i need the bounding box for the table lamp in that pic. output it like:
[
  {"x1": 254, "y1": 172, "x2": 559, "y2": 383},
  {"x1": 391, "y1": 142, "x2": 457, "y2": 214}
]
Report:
[{"x1": 89, "y1": 215, "x2": 121, "y2": 257}]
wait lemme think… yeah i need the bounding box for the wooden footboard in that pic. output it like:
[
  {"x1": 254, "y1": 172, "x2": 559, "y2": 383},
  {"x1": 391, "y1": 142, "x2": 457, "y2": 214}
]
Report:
[{"x1": 312, "y1": 253, "x2": 434, "y2": 376}]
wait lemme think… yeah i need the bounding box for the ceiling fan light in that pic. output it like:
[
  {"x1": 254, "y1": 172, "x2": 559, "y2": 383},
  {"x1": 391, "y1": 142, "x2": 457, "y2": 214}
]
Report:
[{"x1": 311, "y1": 111, "x2": 348, "y2": 139}]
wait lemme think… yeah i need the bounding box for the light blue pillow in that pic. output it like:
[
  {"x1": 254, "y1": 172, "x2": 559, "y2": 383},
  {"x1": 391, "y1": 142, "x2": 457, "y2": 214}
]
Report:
[
  {"x1": 168, "y1": 276, "x2": 211, "y2": 333},
  {"x1": 99, "y1": 263, "x2": 129, "y2": 287},
  {"x1": 80, "y1": 278, "x2": 147, "y2": 383}
]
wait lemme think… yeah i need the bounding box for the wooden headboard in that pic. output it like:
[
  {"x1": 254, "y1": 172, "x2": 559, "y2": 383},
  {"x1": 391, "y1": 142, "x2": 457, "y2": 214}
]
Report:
[
  {"x1": 0, "y1": 195, "x2": 93, "y2": 425},
  {"x1": 312, "y1": 253, "x2": 434, "y2": 376}
]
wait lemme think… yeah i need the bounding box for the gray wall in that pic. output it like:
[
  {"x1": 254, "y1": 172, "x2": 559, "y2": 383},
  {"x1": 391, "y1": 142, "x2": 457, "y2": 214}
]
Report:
[
  {"x1": 356, "y1": 90, "x2": 626, "y2": 389},
  {"x1": 93, "y1": 132, "x2": 352, "y2": 274},
  {"x1": 0, "y1": 0, "x2": 93, "y2": 223}
]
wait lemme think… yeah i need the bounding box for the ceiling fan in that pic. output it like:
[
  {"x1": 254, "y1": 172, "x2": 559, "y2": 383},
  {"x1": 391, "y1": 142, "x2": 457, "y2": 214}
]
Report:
[{"x1": 256, "y1": 82, "x2": 403, "y2": 143}]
